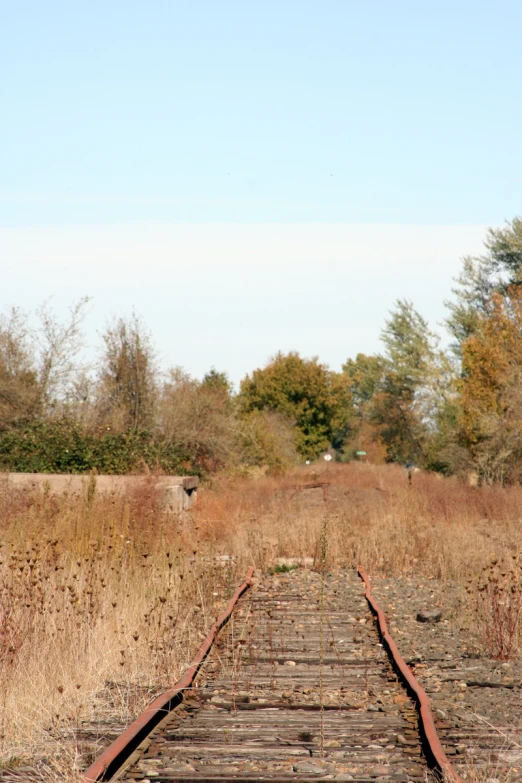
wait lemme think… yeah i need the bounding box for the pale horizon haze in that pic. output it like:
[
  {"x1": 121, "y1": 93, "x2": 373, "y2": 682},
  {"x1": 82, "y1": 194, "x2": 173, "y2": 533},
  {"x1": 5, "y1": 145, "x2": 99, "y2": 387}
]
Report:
[{"x1": 2, "y1": 222, "x2": 487, "y2": 386}]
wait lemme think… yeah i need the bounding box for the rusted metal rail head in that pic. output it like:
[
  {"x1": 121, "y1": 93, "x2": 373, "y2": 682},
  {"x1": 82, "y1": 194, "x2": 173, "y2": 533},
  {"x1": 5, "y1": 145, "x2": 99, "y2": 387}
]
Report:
[
  {"x1": 82, "y1": 565, "x2": 255, "y2": 783},
  {"x1": 288, "y1": 481, "x2": 330, "y2": 502},
  {"x1": 358, "y1": 566, "x2": 463, "y2": 783}
]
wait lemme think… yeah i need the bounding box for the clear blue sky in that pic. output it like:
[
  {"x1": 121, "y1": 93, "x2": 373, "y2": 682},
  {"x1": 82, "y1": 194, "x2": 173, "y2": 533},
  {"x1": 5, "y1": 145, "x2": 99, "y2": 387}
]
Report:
[
  {"x1": 1, "y1": 2, "x2": 519, "y2": 384},
  {"x1": 2, "y1": 0, "x2": 521, "y2": 226}
]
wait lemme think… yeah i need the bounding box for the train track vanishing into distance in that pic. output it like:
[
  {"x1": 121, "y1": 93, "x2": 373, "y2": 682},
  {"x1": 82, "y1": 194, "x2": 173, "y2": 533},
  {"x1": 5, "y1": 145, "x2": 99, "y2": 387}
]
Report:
[{"x1": 78, "y1": 563, "x2": 483, "y2": 783}]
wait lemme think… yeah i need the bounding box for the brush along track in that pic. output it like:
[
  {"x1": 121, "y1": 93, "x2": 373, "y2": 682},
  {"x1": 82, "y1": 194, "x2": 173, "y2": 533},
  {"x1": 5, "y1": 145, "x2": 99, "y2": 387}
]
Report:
[{"x1": 115, "y1": 569, "x2": 443, "y2": 783}]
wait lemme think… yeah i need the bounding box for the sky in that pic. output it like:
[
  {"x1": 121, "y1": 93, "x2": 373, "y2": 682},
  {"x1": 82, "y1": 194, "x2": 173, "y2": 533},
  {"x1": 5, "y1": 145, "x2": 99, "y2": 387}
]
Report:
[{"x1": 1, "y1": 1, "x2": 521, "y2": 386}]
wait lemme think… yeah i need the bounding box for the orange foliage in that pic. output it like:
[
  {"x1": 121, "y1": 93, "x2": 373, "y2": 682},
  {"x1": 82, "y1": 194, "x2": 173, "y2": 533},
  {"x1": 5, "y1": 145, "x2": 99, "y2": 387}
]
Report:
[
  {"x1": 459, "y1": 289, "x2": 522, "y2": 482},
  {"x1": 460, "y1": 291, "x2": 522, "y2": 445}
]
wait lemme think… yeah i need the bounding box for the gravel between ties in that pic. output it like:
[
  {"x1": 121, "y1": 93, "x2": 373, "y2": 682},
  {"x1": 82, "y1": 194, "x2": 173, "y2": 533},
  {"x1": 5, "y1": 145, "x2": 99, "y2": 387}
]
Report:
[{"x1": 369, "y1": 574, "x2": 522, "y2": 779}]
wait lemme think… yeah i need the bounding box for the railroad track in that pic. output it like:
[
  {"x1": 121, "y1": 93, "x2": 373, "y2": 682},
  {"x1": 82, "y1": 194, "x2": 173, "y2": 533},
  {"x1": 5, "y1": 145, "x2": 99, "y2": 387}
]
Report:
[
  {"x1": 78, "y1": 564, "x2": 521, "y2": 783},
  {"x1": 79, "y1": 565, "x2": 484, "y2": 783}
]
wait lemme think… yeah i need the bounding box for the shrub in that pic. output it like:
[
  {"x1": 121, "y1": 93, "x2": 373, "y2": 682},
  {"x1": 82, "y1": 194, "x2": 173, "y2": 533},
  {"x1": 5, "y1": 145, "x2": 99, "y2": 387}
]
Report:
[
  {"x1": 471, "y1": 556, "x2": 522, "y2": 660},
  {"x1": 0, "y1": 419, "x2": 192, "y2": 475}
]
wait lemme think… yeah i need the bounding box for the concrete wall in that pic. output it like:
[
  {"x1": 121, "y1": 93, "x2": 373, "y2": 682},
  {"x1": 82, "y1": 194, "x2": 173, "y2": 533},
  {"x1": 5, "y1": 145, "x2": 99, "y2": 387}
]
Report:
[{"x1": 0, "y1": 472, "x2": 198, "y2": 512}]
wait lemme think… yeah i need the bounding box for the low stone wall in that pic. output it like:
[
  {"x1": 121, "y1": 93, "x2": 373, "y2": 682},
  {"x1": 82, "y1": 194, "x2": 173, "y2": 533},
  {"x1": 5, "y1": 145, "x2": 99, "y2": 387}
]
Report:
[{"x1": 0, "y1": 472, "x2": 198, "y2": 512}]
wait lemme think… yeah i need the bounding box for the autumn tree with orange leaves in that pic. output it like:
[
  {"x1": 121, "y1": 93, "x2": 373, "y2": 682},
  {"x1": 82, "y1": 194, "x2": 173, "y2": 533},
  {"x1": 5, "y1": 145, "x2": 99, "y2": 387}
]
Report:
[{"x1": 459, "y1": 289, "x2": 522, "y2": 484}]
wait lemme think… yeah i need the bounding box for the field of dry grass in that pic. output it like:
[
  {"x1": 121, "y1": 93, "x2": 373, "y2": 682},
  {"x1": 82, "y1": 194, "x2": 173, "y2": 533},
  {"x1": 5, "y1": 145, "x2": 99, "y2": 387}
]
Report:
[
  {"x1": 1, "y1": 463, "x2": 522, "y2": 780},
  {"x1": 200, "y1": 462, "x2": 522, "y2": 581}
]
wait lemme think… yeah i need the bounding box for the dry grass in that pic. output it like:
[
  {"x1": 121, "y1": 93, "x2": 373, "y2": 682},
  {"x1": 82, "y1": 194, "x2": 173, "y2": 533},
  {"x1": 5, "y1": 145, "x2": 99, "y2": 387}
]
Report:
[
  {"x1": 2, "y1": 462, "x2": 522, "y2": 779},
  {"x1": 200, "y1": 462, "x2": 522, "y2": 582},
  {"x1": 0, "y1": 478, "x2": 242, "y2": 779}
]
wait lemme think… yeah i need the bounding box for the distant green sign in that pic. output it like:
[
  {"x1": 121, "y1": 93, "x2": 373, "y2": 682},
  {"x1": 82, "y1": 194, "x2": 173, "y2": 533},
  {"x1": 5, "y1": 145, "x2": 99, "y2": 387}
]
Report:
[{"x1": 356, "y1": 451, "x2": 367, "y2": 456}]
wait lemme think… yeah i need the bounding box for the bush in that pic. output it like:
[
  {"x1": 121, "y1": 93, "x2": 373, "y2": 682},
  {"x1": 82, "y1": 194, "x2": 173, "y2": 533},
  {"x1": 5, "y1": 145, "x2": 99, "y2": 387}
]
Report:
[
  {"x1": 470, "y1": 556, "x2": 522, "y2": 660},
  {"x1": 0, "y1": 419, "x2": 193, "y2": 475}
]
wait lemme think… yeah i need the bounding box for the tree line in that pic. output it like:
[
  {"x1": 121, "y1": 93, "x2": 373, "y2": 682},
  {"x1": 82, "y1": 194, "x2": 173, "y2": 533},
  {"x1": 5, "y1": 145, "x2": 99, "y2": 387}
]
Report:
[
  {"x1": 1, "y1": 217, "x2": 522, "y2": 483},
  {"x1": 344, "y1": 216, "x2": 522, "y2": 484}
]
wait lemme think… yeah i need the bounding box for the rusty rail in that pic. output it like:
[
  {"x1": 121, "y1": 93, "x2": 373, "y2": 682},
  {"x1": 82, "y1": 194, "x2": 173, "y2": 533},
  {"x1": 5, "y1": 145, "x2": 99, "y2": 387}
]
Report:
[
  {"x1": 288, "y1": 481, "x2": 330, "y2": 502},
  {"x1": 358, "y1": 566, "x2": 462, "y2": 783},
  {"x1": 82, "y1": 565, "x2": 255, "y2": 783}
]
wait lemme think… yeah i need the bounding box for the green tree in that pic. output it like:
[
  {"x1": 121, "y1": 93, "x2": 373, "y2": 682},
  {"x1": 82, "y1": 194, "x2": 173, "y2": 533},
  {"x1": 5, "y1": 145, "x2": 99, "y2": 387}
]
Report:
[
  {"x1": 447, "y1": 217, "x2": 522, "y2": 351},
  {"x1": 373, "y1": 300, "x2": 445, "y2": 465},
  {"x1": 439, "y1": 218, "x2": 522, "y2": 480},
  {"x1": 201, "y1": 368, "x2": 233, "y2": 395},
  {"x1": 342, "y1": 353, "x2": 385, "y2": 461},
  {"x1": 239, "y1": 352, "x2": 352, "y2": 459},
  {"x1": 343, "y1": 353, "x2": 383, "y2": 421}
]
